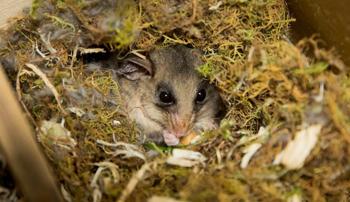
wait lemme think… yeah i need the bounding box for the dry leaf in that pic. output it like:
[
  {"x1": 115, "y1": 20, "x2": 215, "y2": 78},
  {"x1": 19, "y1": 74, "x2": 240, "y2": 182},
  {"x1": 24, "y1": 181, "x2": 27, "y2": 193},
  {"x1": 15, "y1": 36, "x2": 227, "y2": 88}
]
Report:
[{"x1": 39, "y1": 120, "x2": 77, "y2": 150}]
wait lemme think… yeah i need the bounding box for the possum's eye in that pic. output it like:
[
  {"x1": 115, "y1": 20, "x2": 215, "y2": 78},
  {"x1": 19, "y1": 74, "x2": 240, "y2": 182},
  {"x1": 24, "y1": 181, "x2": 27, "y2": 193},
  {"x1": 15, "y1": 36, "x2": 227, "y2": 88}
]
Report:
[
  {"x1": 159, "y1": 90, "x2": 175, "y2": 105},
  {"x1": 195, "y1": 89, "x2": 206, "y2": 104},
  {"x1": 156, "y1": 83, "x2": 176, "y2": 107}
]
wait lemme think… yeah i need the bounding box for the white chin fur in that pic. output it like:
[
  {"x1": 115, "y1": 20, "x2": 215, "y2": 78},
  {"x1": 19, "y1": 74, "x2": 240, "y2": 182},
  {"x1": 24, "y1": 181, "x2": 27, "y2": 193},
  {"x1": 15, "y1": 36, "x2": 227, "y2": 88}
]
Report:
[{"x1": 193, "y1": 118, "x2": 218, "y2": 132}]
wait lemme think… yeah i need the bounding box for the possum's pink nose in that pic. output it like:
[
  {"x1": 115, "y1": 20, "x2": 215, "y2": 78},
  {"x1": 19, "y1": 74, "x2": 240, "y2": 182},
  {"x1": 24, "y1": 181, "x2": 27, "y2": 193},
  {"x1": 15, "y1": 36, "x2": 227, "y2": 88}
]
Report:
[
  {"x1": 172, "y1": 114, "x2": 190, "y2": 135},
  {"x1": 163, "y1": 113, "x2": 193, "y2": 146},
  {"x1": 163, "y1": 130, "x2": 189, "y2": 146}
]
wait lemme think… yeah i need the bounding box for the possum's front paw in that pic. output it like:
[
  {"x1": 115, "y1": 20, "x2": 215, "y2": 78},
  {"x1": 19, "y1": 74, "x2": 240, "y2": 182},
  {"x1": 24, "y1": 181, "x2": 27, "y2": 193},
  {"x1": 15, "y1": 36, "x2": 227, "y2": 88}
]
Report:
[{"x1": 146, "y1": 132, "x2": 166, "y2": 146}]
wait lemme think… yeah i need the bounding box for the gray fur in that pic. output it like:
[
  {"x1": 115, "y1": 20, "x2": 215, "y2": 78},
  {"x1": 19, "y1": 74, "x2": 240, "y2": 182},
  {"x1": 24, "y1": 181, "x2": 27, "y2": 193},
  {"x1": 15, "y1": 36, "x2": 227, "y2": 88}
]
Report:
[{"x1": 115, "y1": 45, "x2": 226, "y2": 145}]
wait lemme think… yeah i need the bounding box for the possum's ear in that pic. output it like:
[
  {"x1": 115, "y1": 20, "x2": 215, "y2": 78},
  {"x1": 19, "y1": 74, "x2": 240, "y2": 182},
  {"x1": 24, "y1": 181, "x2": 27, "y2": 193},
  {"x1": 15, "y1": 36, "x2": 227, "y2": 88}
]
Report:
[{"x1": 117, "y1": 55, "x2": 153, "y2": 80}]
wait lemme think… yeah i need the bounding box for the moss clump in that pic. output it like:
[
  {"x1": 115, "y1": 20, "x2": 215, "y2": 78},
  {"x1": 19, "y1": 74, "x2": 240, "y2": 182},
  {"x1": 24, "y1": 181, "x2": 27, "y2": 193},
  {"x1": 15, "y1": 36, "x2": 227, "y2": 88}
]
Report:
[{"x1": 0, "y1": 0, "x2": 350, "y2": 202}]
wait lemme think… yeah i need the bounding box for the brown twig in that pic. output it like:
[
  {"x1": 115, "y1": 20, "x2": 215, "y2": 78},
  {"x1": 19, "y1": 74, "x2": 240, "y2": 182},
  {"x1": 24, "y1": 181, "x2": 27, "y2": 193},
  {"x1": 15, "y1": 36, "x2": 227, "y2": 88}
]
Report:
[
  {"x1": 25, "y1": 63, "x2": 68, "y2": 115},
  {"x1": 16, "y1": 66, "x2": 38, "y2": 128}
]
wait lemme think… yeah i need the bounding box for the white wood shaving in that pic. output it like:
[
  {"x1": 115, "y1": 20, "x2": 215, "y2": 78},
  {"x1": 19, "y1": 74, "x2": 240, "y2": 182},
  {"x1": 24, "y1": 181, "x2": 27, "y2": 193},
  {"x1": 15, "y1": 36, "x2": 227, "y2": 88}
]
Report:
[
  {"x1": 240, "y1": 143, "x2": 262, "y2": 169},
  {"x1": 166, "y1": 149, "x2": 207, "y2": 167},
  {"x1": 274, "y1": 124, "x2": 323, "y2": 170}
]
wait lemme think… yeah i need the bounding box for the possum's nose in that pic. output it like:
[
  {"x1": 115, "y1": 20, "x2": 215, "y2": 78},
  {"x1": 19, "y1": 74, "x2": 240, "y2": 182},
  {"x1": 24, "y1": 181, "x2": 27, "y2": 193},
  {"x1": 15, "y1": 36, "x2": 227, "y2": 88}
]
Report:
[
  {"x1": 170, "y1": 113, "x2": 192, "y2": 138},
  {"x1": 163, "y1": 113, "x2": 195, "y2": 146}
]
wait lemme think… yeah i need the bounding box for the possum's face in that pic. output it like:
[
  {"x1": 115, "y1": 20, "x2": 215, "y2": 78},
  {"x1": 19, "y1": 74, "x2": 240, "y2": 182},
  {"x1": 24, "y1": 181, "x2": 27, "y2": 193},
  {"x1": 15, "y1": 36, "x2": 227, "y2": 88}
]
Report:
[{"x1": 117, "y1": 46, "x2": 226, "y2": 146}]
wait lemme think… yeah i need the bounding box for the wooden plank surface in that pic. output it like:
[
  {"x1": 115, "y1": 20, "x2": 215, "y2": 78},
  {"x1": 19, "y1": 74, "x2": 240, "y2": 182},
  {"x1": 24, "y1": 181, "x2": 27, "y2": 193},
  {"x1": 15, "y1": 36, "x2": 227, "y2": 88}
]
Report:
[
  {"x1": 287, "y1": 0, "x2": 350, "y2": 66},
  {"x1": 0, "y1": 1, "x2": 63, "y2": 201},
  {"x1": 0, "y1": 66, "x2": 63, "y2": 202},
  {"x1": 0, "y1": 0, "x2": 32, "y2": 28}
]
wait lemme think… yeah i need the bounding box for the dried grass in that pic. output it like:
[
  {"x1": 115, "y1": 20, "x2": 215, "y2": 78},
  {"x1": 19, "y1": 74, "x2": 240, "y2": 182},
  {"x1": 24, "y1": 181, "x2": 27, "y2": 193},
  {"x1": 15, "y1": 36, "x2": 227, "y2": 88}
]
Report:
[{"x1": 0, "y1": 0, "x2": 349, "y2": 201}]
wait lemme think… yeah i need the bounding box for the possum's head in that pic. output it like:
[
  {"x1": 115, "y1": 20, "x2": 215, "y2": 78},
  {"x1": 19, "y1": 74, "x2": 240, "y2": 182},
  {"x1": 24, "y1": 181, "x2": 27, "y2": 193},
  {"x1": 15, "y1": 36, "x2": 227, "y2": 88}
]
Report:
[{"x1": 117, "y1": 45, "x2": 226, "y2": 146}]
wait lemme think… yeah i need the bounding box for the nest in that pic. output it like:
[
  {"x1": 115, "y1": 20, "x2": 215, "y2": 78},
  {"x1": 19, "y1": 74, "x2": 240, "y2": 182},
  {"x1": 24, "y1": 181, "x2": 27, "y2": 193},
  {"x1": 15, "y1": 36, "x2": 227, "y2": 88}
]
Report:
[{"x1": 0, "y1": 0, "x2": 349, "y2": 201}]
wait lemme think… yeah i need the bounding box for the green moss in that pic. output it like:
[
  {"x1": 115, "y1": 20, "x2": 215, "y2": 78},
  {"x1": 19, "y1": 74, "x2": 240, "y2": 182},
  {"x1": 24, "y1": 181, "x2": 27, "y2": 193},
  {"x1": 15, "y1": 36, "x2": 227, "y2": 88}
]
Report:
[
  {"x1": 1, "y1": 0, "x2": 350, "y2": 201},
  {"x1": 110, "y1": 17, "x2": 138, "y2": 49},
  {"x1": 237, "y1": 29, "x2": 257, "y2": 41},
  {"x1": 30, "y1": 0, "x2": 42, "y2": 19},
  {"x1": 45, "y1": 14, "x2": 76, "y2": 31},
  {"x1": 196, "y1": 61, "x2": 218, "y2": 79},
  {"x1": 293, "y1": 62, "x2": 329, "y2": 75},
  {"x1": 144, "y1": 142, "x2": 173, "y2": 155}
]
